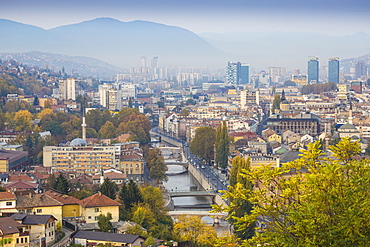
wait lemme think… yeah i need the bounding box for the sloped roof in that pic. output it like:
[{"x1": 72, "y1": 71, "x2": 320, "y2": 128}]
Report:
[
  {"x1": 80, "y1": 192, "x2": 121, "y2": 207},
  {"x1": 0, "y1": 217, "x2": 25, "y2": 235},
  {"x1": 16, "y1": 194, "x2": 63, "y2": 208},
  {"x1": 72, "y1": 230, "x2": 143, "y2": 243},
  {"x1": 20, "y1": 215, "x2": 56, "y2": 225},
  {"x1": 0, "y1": 192, "x2": 16, "y2": 200},
  {"x1": 8, "y1": 174, "x2": 34, "y2": 182},
  {"x1": 4, "y1": 181, "x2": 38, "y2": 190},
  {"x1": 279, "y1": 150, "x2": 301, "y2": 163},
  {"x1": 44, "y1": 190, "x2": 82, "y2": 205}
]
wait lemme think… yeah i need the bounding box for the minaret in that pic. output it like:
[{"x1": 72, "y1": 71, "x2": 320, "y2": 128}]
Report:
[
  {"x1": 82, "y1": 115, "x2": 87, "y2": 141},
  {"x1": 100, "y1": 168, "x2": 104, "y2": 185},
  {"x1": 348, "y1": 100, "x2": 353, "y2": 125}
]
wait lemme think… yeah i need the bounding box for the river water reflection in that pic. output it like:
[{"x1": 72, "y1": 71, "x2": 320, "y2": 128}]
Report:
[{"x1": 164, "y1": 165, "x2": 230, "y2": 234}]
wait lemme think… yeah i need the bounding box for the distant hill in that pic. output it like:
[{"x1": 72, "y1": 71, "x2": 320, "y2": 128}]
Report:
[
  {"x1": 0, "y1": 51, "x2": 123, "y2": 78},
  {"x1": 0, "y1": 18, "x2": 228, "y2": 69},
  {"x1": 200, "y1": 32, "x2": 370, "y2": 71}
]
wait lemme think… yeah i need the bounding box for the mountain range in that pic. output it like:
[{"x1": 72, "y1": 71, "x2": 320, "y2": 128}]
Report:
[
  {"x1": 0, "y1": 18, "x2": 228, "y2": 70},
  {"x1": 0, "y1": 51, "x2": 123, "y2": 78},
  {"x1": 0, "y1": 18, "x2": 369, "y2": 73}
]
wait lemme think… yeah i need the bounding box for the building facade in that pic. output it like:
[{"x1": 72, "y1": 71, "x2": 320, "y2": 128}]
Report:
[
  {"x1": 328, "y1": 57, "x2": 339, "y2": 84},
  {"x1": 308, "y1": 56, "x2": 319, "y2": 84}
]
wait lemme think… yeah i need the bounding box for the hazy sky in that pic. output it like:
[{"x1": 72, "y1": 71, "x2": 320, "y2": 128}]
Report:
[{"x1": 1, "y1": 0, "x2": 369, "y2": 35}]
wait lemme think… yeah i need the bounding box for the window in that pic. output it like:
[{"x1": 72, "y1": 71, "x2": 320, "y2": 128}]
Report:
[
  {"x1": 6, "y1": 201, "x2": 12, "y2": 206},
  {"x1": 16, "y1": 239, "x2": 19, "y2": 244},
  {"x1": 25, "y1": 238, "x2": 27, "y2": 243},
  {"x1": 95, "y1": 208, "x2": 100, "y2": 212},
  {"x1": 36, "y1": 209, "x2": 42, "y2": 213},
  {"x1": 88, "y1": 216, "x2": 91, "y2": 219},
  {"x1": 95, "y1": 216, "x2": 98, "y2": 221}
]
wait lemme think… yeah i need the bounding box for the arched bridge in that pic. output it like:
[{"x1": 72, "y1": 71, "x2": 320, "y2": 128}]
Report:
[{"x1": 165, "y1": 160, "x2": 188, "y2": 168}]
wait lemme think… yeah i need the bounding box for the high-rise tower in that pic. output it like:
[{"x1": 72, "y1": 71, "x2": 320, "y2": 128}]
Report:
[
  {"x1": 308, "y1": 56, "x2": 319, "y2": 84},
  {"x1": 226, "y1": 61, "x2": 249, "y2": 85},
  {"x1": 355, "y1": 61, "x2": 367, "y2": 80},
  {"x1": 328, "y1": 57, "x2": 339, "y2": 84}
]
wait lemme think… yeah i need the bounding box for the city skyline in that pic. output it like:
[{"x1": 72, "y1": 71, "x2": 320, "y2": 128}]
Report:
[{"x1": 1, "y1": 0, "x2": 369, "y2": 35}]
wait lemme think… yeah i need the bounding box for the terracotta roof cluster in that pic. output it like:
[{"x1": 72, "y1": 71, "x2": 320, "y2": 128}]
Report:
[{"x1": 80, "y1": 192, "x2": 121, "y2": 207}]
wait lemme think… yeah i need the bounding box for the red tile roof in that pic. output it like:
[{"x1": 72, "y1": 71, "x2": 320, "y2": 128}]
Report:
[
  {"x1": 80, "y1": 192, "x2": 121, "y2": 207},
  {"x1": 0, "y1": 192, "x2": 16, "y2": 200},
  {"x1": 8, "y1": 174, "x2": 34, "y2": 182},
  {"x1": 4, "y1": 181, "x2": 38, "y2": 190},
  {"x1": 43, "y1": 190, "x2": 82, "y2": 205}
]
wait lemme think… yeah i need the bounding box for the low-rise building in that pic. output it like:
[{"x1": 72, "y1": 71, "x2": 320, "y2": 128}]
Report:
[
  {"x1": 72, "y1": 230, "x2": 145, "y2": 247},
  {"x1": 11, "y1": 214, "x2": 57, "y2": 247},
  {"x1": 80, "y1": 192, "x2": 121, "y2": 225},
  {"x1": 0, "y1": 217, "x2": 29, "y2": 247}
]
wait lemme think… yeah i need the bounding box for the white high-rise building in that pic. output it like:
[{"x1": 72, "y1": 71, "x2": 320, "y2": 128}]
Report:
[
  {"x1": 59, "y1": 78, "x2": 76, "y2": 100},
  {"x1": 98, "y1": 83, "x2": 112, "y2": 107}
]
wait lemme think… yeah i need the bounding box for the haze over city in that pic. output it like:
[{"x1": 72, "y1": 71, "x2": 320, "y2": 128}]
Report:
[{"x1": 1, "y1": 0, "x2": 370, "y2": 71}]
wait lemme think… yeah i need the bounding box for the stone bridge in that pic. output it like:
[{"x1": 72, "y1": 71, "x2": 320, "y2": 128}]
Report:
[{"x1": 168, "y1": 211, "x2": 228, "y2": 224}]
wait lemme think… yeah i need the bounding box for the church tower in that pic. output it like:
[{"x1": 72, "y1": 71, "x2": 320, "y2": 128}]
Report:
[{"x1": 280, "y1": 90, "x2": 290, "y2": 111}]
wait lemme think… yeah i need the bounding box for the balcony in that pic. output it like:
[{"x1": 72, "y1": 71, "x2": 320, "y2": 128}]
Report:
[{"x1": 19, "y1": 231, "x2": 30, "y2": 236}]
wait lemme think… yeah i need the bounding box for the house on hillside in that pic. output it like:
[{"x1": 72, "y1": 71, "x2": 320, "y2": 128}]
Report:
[
  {"x1": 0, "y1": 217, "x2": 29, "y2": 247},
  {"x1": 11, "y1": 214, "x2": 57, "y2": 246},
  {"x1": 80, "y1": 192, "x2": 121, "y2": 225}
]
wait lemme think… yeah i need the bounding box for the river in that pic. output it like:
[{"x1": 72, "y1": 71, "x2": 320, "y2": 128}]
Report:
[{"x1": 164, "y1": 165, "x2": 230, "y2": 235}]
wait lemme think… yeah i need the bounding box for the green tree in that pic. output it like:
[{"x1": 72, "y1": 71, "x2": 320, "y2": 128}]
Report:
[
  {"x1": 53, "y1": 173, "x2": 70, "y2": 194},
  {"x1": 98, "y1": 213, "x2": 113, "y2": 232},
  {"x1": 146, "y1": 148, "x2": 168, "y2": 184},
  {"x1": 99, "y1": 121, "x2": 117, "y2": 139},
  {"x1": 271, "y1": 94, "x2": 281, "y2": 113},
  {"x1": 218, "y1": 138, "x2": 370, "y2": 246},
  {"x1": 100, "y1": 177, "x2": 117, "y2": 200},
  {"x1": 190, "y1": 127, "x2": 216, "y2": 163},
  {"x1": 119, "y1": 180, "x2": 143, "y2": 220},
  {"x1": 86, "y1": 109, "x2": 112, "y2": 132},
  {"x1": 33, "y1": 95, "x2": 39, "y2": 106},
  {"x1": 132, "y1": 205, "x2": 156, "y2": 229},
  {"x1": 44, "y1": 121, "x2": 64, "y2": 135},
  {"x1": 173, "y1": 215, "x2": 217, "y2": 246},
  {"x1": 118, "y1": 114, "x2": 151, "y2": 145},
  {"x1": 283, "y1": 80, "x2": 296, "y2": 86},
  {"x1": 221, "y1": 156, "x2": 254, "y2": 240},
  {"x1": 179, "y1": 108, "x2": 190, "y2": 117},
  {"x1": 215, "y1": 121, "x2": 229, "y2": 169}
]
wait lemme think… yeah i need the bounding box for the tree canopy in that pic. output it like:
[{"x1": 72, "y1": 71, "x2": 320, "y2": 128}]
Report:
[
  {"x1": 301, "y1": 81, "x2": 337, "y2": 95},
  {"x1": 190, "y1": 126, "x2": 216, "y2": 163},
  {"x1": 146, "y1": 148, "x2": 168, "y2": 184},
  {"x1": 216, "y1": 138, "x2": 370, "y2": 246},
  {"x1": 100, "y1": 177, "x2": 117, "y2": 200},
  {"x1": 215, "y1": 121, "x2": 229, "y2": 169}
]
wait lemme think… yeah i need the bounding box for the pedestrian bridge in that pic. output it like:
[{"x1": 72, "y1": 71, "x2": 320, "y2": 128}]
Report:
[{"x1": 168, "y1": 190, "x2": 216, "y2": 198}]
